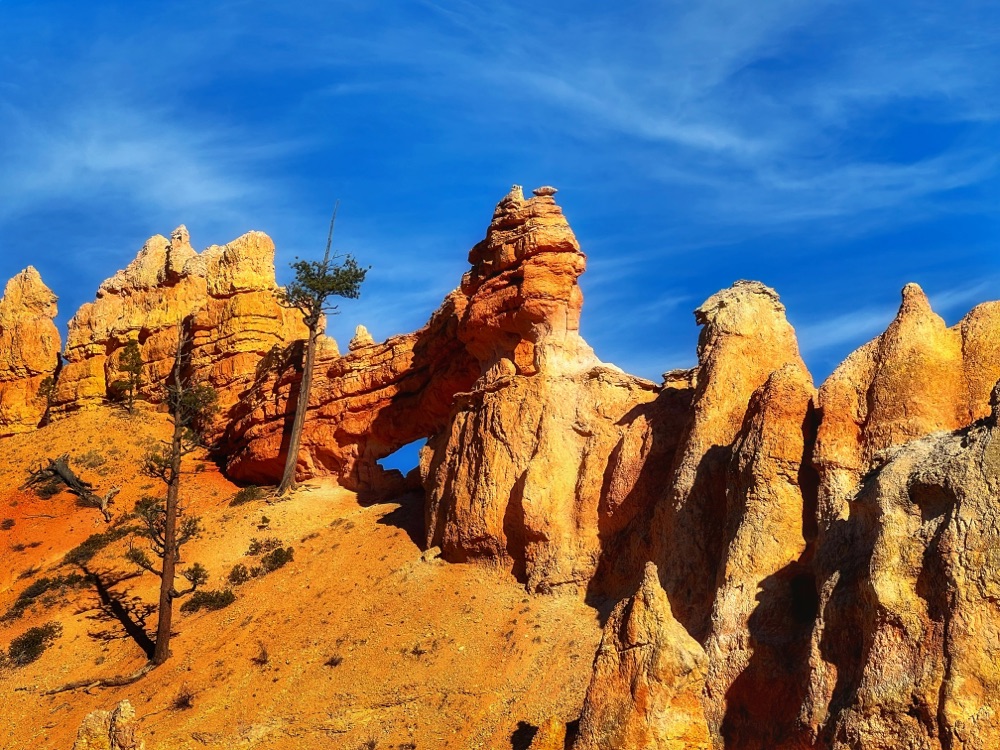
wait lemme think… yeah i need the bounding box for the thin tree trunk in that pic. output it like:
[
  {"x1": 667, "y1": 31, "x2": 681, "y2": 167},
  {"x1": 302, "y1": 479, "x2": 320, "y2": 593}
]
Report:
[
  {"x1": 152, "y1": 340, "x2": 187, "y2": 666},
  {"x1": 277, "y1": 325, "x2": 319, "y2": 495},
  {"x1": 152, "y1": 419, "x2": 182, "y2": 665}
]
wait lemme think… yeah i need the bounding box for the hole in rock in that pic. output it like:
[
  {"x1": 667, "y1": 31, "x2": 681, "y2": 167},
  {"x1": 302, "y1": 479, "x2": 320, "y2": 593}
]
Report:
[{"x1": 377, "y1": 439, "x2": 426, "y2": 477}]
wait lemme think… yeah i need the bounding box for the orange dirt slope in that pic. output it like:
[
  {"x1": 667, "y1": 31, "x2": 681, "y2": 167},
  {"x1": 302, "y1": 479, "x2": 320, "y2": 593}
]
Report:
[{"x1": 0, "y1": 406, "x2": 601, "y2": 749}]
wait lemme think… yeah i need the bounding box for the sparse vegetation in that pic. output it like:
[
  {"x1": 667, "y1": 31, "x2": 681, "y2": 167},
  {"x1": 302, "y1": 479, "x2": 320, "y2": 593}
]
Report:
[
  {"x1": 179, "y1": 589, "x2": 236, "y2": 614},
  {"x1": 259, "y1": 546, "x2": 294, "y2": 573},
  {"x1": 247, "y1": 537, "x2": 282, "y2": 556},
  {"x1": 3, "y1": 574, "x2": 87, "y2": 621},
  {"x1": 227, "y1": 564, "x2": 252, "y2": 586},
  {"x1": 75, "y1": 450, "x2": 107, "y2": 469},
  {"x1": 64, "y1": 525, "x2": 135, "y2": 566},
  {"x1": 171, "y1": 685, "x2": 196, "y2": 710},
  {"x1": 129, "y1": 324, "x2": 219, "y2": 665},
  {"x1": 0, "y1": 518, "x2": 14, "y2": 530},
  {"x1": 6, "y1": 622, "x2": 62, "y2": 666},
  {"x1": 324, "y1": 654, "x2": 343, "y2": 668},
  {"x1": 251, "y1": 641, "x2": 270, "y2": 667},
  {"x1": 276, "y1": 204, "x2": 368, "y2": 495},
  {"x1": 230, "y1": 485, "x2": 266, "y2": 506},
  {"x1": 109, "y1": 339, "x2": 144, "y2": 413}
]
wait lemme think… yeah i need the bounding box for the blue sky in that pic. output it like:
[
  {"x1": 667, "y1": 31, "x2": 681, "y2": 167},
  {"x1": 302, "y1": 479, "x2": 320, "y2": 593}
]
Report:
[{"x1": 2, "y1": 0, "x2": 999, "y2": 387}]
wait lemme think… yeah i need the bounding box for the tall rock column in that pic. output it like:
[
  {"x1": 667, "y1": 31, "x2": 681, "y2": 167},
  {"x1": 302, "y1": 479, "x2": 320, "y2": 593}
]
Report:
[
  {"x1": 0, "y1": 267, "x2": 61, "y2": 436},
  {"x1": 423, "y1": 187, "x2": 688, "y2": 592},
  {"x1": 702, "y1": 363, "x2": 818, "y2": 749},
  {"x1": 650, "y1": 281, "x2": 809, "y2": 641}
]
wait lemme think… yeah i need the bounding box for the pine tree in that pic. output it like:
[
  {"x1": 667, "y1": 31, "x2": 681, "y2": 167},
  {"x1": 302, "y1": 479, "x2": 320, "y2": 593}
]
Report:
[
  {"x1": 126, "y1": 324, "x2": 217, "y2": 665},
  {"x1": 276, "y1": 204, "x2": 367, "y2": 495}
]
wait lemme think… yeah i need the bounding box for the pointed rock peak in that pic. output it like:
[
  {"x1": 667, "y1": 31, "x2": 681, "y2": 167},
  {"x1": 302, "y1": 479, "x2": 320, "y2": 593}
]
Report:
[
  {"x1": 897, "y1": 282, "x2": 933, "y2": 317},
  {"x1": 170, "y1": 225, "x2": 190, "y2": 246},
  {"x1": 167, "y1": 225, "x2": 197, "y2": 278},
  {"x1": 349, "y1": 324, "x2": 375, "y2": 351},
  {"x1": 636, "y1": 561, "x2": 669, "y2": 613},
  {"x1": 1, "y1": 267, "x2": 58, "y2": 316},
  {"x1": 694, "y1": 280, "x2": 786, "y2": 332},
  {"x1": 502, "y1": 183, "x2": 524, "y2": 204}
]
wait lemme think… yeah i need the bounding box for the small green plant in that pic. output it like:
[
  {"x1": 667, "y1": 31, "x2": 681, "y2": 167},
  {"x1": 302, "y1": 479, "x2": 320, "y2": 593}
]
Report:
[
  {"x1": 259, "y1": 547, "x2": 294, "y2": 573},
  {"x1": 63, "y1": 525, "x2": 135, "y2": 566},
  {"x1": 171, "y1": 685, "x2": 196, "y2": 710},
  {"x1": 227, "y1": 564, "x2": 252, "y2": 586},
  {"x1": 251, "y1": 641, "x2": 269, "y2": 667},
  {"x1": 7, "y1": 622, "x2": 62, "y2": 666},
  {"x1": 3, "y1": 574, "x2": 87, "y2": 621},
  {"x1": 110, "y1": 339, "x2": 144, "y2": 414},
  {"x1": 230, "y1": 485, "x2": 265, "y2": 506},
  {"x1": 75, "y1": 450, "x2": 107, "y2": 469},
  {"x1": 179, "y1": 589, "x2": 236, "y2": 614},
  {"x1": 247, "y1": 537, "x2": 283, "y2": 556}
]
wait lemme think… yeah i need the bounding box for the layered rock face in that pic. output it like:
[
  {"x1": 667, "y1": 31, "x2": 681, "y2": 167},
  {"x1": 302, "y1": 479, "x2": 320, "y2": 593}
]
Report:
[
  {"x1": 53, "y1": 226, "x2": 307, "y2": 430},
  {"x1": 223, "y1": 290, "x2": 479, "y2": 494},
  {"x1": 648, "y1": 281, "x2": 810, "y2": 641},
  {"x1": 702, "y1": 363, "x2": 817, "y2": 749},
  {"x1": 423, "y1": 187, "x2": 692, "y2": 591},
  {"x1": 0, "y1": 267, "x2": 61, "y2": 436}
]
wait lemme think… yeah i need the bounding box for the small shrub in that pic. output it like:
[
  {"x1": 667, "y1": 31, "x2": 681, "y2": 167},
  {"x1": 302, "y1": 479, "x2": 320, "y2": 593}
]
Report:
[
  {"x1": 17, "y1": 565, "x2": 41, "y2": 581},
  {"x1": 180, "y1": 589, "x2": 236, "y2": 614},
  {"x1": 3, "y1": 574, "x2": 87, "y2": 620},
  {"x1": 33, "y1": 479, "x2": 64, "y2": 499},
  {"x1": 75, "y1": 450, "x2": 107, "y2": 469},
  {"x1": 172, "y1": 685, "x2": 196, "y2": 710},
  {"x1": 63, "y1": 526, "x2": 135, "y2": 566},
  {"x1": 227, "y1": 564, "x2": 252, "y2": 586},
  {"x1": 324, "y1": 654, "x2": 343, "y2": 668},
  {"x1": 259, "y1": 547, "x2": 294, "y2": 573},
  {"x1": 230, "y1": 485, "x2": 265, "y2": 506},
  {"x1": 251, "y1": 641, "x2": 269, "y2": 667},
  {"x1": 0, "y1": 519, "x2": 14, "y2": 531},
  {"x1": 7, "y1": 622, "x2": 62, "y2": 666},
  {"x1": 246, "y1": 537, "x2": 282, "y2": 556}
]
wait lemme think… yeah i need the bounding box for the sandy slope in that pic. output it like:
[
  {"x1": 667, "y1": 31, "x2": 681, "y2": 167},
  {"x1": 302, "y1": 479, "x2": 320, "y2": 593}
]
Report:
[{"x1": 0, "y1": 408, "x2": 601, "y2": 749}]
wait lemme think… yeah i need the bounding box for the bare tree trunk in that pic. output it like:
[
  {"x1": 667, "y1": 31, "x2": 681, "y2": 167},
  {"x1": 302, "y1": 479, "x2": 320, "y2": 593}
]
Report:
[
  {"x1": 152, "y1": 422, "x2": 182, "y2": 665},
  {"x1": 277, "y1": 325, "x2": 319, "y2": 495},
  {"x1": 152, "y1": 339, "x2": 187, "y2": 665}
]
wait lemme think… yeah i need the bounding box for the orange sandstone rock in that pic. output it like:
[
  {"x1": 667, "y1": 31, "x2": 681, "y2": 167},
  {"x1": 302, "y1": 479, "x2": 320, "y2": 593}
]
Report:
[
  {"x1": 572, "y1": 562, "x2": 712, "y2": 750},
  {"x1": 53, "y1": 227, "x2": 306, "y2": 429},
  {"x1": 529, "y1": 717, "x2": 568, "y2": 749},
  {"x1": 0, "y1": 267, "x2": 61, "y2": 436},
  {"x1": 814, "y1": 284, "x2": 1000, "y2": 524},
  {"x1": 703, "y1": 363, "x2": 818, "y2": 749},
  {"x1": 804, "y1": 388, "x2": 1000, "y2": 748},
  {"x1": 423, "y1": 188, "x2": 692, "y2": 591},
  {"x1": 651, "y1": 281, "x2": 809, "y2": 640},
  {"x1": 223, "y1": 290, "x2": 478, "y2": 495}
]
